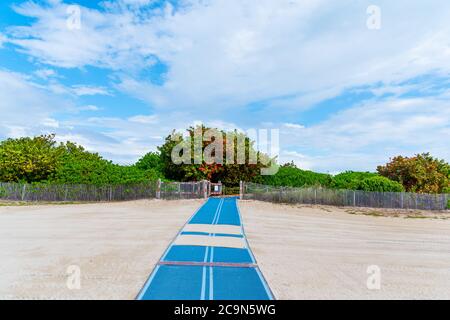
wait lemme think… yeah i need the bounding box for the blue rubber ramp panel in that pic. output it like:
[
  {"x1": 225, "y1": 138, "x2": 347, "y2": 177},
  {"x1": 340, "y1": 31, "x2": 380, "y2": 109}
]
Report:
[
  {"x1": 137, "y1": 197, "x2": 274, "y2": 300},
  {"x1": 217, "y1": 198, "x2": 241, "y2": 226},
  {"x1": 212, "y1": 247, "x2": 254, "y2": 264},
  {"x1": 189, "y1": 197, "x2": 221, "y2": 225},
  {"x1": 163, "y1": 245, "x2": 208, "y2": 263},
  {"x1": 139, "y1": 265, "x2": 204, "y2": 300},
  {"x1": 212, "y1": 267, "x2": 272, "y2": 300}
]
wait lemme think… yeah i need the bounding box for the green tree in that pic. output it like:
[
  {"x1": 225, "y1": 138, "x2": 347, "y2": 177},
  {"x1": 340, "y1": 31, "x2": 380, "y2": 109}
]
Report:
[
  {"x1": 0, "y1": 134, "x2": 63, "y2": 183},
  {"x1": 356, "y1": 176, "x2": 404, "y2": 192},
  {"x1": 377, "y1": 153, "x2": 450, "y2": 193},
  {"x1": 136, "y1": 152, "x2": 163, "y2": 173},
  {"x1": 157, "y1": 126, "x2": 272, "y2": 185},
  {"x1": 0, "y1": 135, "x2": 162, "y2": 185},
  {"x1": 51, "y1": 142, "x2": 161, "y2": 185},
  {"x1": 262, "y1": 163, "x2": 333, "y2": 188}
]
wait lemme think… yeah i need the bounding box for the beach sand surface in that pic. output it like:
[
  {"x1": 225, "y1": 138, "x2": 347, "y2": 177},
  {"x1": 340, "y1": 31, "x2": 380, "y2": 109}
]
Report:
[
  {"x1": 239, "y1": 201, "x2": 450, "y2": 299},
  {"x1": 2, "y1": 199, "x2": 450, "y2": 299},
  {"x1": 0, "y1": 199, "x2": 202, "y2": 300}
]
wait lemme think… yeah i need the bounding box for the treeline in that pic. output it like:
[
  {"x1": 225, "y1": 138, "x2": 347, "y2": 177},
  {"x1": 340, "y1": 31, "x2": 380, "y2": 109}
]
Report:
[
  {"x1": 0, "y1": 135, "x2": 163, "y2": 185},
  {"x1": 262, "y1": 155, "x2": 450, "y2": 194},
  {"x1": 262, "y1": 164, "x2": 405, "y2": 192},
  {"x1": 0, "y1": 130, "x2": 449, "y2": 194}
]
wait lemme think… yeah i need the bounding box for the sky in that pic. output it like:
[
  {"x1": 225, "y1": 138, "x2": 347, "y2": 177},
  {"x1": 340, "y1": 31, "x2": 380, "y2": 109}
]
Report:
[{"x1": 0, "y1": 0, "x2": 449, "y2": 173}]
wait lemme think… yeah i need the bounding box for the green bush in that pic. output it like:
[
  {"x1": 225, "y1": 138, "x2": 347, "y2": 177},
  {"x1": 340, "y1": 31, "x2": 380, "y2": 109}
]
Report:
[
  {"x1": 261, "y1": 163, "x2": 332, "y2": 188},
  {"x1": 52, "y1": 154, "x2": 162, "y2": 185},
  {"x1": 331, "y1": 171, "x2": 378, "y2": 190},
  {"x1": 445, "y1": 187, "x2": 450, "y2": 209},
  {"x1": 0, "y1": 136, "x2": 162, "y2": 186},
  {"x1": 136, "y1": 152, "x2": 164, "y2": 174},
  {"x1": 224, "y1": 186, "x2": 240, "y2": 195},
  {"x1": 0, "y1": 186, "x2": 6, "y2": 198},
  {"x1": 356, "y1": 176, "x2": 405, "y2": 192},
  {"x1": 0, "y1": 135, "x2": 63, "y2": 183}
]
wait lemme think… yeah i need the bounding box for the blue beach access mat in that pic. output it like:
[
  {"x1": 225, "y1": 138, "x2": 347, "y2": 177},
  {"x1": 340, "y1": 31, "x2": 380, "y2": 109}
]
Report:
[{"x1": 136, "y1": 197, "x2": 274, "y2": 300}]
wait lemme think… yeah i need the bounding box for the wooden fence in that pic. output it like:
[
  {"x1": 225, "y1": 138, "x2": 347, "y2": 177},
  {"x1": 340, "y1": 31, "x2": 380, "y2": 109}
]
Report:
[
  {"x1": 242, "y1": 182, "x2": 450, "y2": 211},
  {"x1": 0, "y1": 181, "x2": 208, "y2": 202}
]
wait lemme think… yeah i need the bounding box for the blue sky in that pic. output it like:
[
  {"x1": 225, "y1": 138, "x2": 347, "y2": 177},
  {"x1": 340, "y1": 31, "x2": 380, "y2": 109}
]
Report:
[{"x1": 0, "y1": 0, "x2": 449, "y2": 172}]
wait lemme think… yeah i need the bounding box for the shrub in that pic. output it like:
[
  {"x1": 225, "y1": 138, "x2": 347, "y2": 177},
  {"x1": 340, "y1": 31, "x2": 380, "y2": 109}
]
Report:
[
  {"x1": 0, "y1": 134, "x2": 63, "y2": 183},
  {"x1": 356, "y1": 176, "x2": 405, "y2": 192},
  {"x1": 52, "y1": 150, "x2": 162, "y2": 185},
  {"x1": 136, "y1": 152, "x2": 164, "y2": 173},
  {"x1": 261, "y1": 163, "x2": 332, "y2": 188},
  {"x1": 224, "y1": 186, "x2": 240, "y2": 195},
  {"x1": 331, "y1": 171, "x2": 378, "y2": 190}
]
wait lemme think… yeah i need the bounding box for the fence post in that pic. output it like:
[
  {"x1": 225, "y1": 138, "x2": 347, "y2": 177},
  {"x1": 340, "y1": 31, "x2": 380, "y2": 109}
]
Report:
[
  {"x1": 203, "y1": 180, "x2": 208, "y2": 199},
  {"x1": 21, "y1": 184, "x2": 27, "y2": 201},
  {"x1": 353, "y1": 190, "x2": 356, "y2": 207},
  {"x1": 208, "y1": 181, "x2": 211, "y2": 198},
  {"x1": 400, "y1": 192, "x2": 404, "y2": 209},
  {"x1": 239, "y1": 181, "x2": 243, "y2": 199},
  {"x1": 64, "y1": 185, "x2": 68, "y2": 202},
  {"x1": 109, "y1": 185, "x2": 113, "y2": 201},
  {"x1": 156, "y1": 179, "x2": 161, "y2": 199}
]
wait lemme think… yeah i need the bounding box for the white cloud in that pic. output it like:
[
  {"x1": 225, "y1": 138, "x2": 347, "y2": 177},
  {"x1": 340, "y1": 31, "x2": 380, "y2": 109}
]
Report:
[
  {"x1": 34, "y1": 68, "x2": 57, "y2": 79},
  {"x1": 71, "y1": 85, "x2": 111, "y2": 96},
  {"x1": 279, "y1": 150, "x2": 313, "y2": 170},
  {"x1": 0, "y1": 70, "x2": 71, "y2": 137},
  {"x1": 5, "y1": 126, "x2": 29, "y2": 139},
  {"x1": 280, "y1": 95, "x2": 450, "y2": 172},
  {"x1": 128, "y1": 115, "x2": 158, "y2": 124},
  {"x1": 78, "y1": 105, "x2": 101, "y2": 112},
  {"x1": 2, "y1": 1, "x2": 450, "y2": 170},
  {"x1": 42, "y1": 118, "x2": 60, "y2": 128},
  {"x1": 283, "y1": 123, "x2": 305, "y2": 130},
  {"x1": 0, "y1": 33, "x2": 5, "y2": 48},
  {"x1": 5, "y1": 0, "x2": 450, "y2": 113}
]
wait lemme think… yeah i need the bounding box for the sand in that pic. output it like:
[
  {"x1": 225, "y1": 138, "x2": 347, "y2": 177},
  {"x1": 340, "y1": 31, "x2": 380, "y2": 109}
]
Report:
[
  {"x1": 2, "y1": 199, "x2": 450, "y2": 300},
  {"x1": 0, "y1": 199, "x2": 203, "y2": 300},
  {"x1": 239, "y1": 201, "x2": 450, "y2": 300}
]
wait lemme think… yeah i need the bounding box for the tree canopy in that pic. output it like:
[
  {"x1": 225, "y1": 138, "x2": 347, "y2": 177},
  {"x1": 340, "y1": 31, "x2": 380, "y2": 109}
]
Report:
[
  {"x1": 0, "y1": 133, "x2": 448, "y2": 194},
  {"x1": 0, "y1": 135, "x2": 63, "y2": 183},
  {"x1": 377, "y1": 153, "x2": 450, "y2": 193},
  {"x1": 0, "y1": 135, "x2": 162, "y2": 185},
  {"x1": 158, "y1": 125, "x2": 272, "y2": 185}
]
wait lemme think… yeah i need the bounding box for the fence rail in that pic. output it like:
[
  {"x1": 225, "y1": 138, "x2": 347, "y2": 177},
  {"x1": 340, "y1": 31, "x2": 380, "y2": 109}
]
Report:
[
  {"x1": 242, "y1": 182, "x2": 449, "y2": 211},
  {"x1": 0, "y1": 181, "x2": 208, "y2": 202}
]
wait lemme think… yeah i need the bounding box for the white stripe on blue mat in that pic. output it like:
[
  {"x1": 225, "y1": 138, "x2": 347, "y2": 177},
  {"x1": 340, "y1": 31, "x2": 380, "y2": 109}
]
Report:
[{"x1": 137, "y1": 197, "x2": 274, "y2": 300}]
